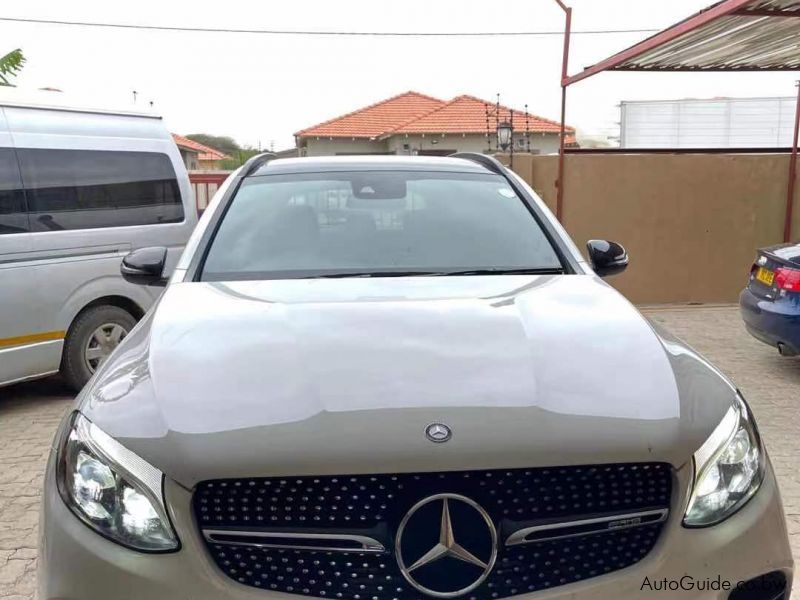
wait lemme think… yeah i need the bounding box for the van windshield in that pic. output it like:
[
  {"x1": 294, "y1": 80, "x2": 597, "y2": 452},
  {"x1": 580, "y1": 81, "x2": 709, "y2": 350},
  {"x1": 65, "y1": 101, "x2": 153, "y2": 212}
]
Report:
[{"x1": 200, "y1": 171, "x2": 562, "y2": 281}]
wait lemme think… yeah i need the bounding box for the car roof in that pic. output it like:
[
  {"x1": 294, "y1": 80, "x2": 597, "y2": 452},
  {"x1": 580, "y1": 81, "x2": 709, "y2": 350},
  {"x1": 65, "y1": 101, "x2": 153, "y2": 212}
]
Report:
[
  {"x1": 251, "y1": 155, "x2": 496, "y2": 176},
  {"x1": 0, "y1": 87, "x2": 161, "y2": 119}
]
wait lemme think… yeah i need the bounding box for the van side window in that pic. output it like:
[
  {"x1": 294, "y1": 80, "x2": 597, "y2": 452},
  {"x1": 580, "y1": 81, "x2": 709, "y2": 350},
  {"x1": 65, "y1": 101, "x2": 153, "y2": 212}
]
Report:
[
  {"x1": 0, "y1": 148, "x2": 28, "y2": 235},
  {"x1": 16, "y1": 148, "x2": 184, "y2": 231}
]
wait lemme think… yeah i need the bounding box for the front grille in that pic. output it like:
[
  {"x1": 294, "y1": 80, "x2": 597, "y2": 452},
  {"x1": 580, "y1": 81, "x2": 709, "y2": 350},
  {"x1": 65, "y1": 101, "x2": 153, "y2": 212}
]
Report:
[{"x1": 194, "y1": 463, "x2": 672, "y2": 599}]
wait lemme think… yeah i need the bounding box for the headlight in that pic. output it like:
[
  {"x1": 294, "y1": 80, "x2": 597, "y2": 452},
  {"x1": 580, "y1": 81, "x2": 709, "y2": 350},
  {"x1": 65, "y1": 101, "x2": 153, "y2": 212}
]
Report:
[
  {"x1": 683, "y1": 395, "x2": 764, "y2": 527},
  {"x1": 56, "y1": 412, "x2": 179, "y2": 552}
]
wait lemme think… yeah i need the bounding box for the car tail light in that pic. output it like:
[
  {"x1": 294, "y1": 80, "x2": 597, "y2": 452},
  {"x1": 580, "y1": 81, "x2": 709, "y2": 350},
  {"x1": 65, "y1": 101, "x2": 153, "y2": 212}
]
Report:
[{"x1": 775, "y1": 266, "x2": 800, "y2": 292}]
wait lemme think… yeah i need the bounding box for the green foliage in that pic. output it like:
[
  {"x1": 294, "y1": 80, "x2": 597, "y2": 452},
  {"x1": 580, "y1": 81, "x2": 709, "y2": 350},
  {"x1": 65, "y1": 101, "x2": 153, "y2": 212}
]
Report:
[
  {"x1": 185, "y1": 134, "x2": 241, "y2": 157},
  {"x1": 220, "y1": 148, "x2": 262, "y2": 170},
  {"x1": 184, "y1": 133, "x2": 264, "y2": 169},
  {"x1": 0, "y1": 49, "x2": 25, "y2": 86}
]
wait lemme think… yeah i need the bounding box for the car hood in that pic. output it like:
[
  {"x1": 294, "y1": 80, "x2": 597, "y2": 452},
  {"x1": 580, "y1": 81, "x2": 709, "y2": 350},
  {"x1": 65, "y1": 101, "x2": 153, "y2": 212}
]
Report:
[{"x1": 80, "y1": 275, "x2": 736, "y2": 488}]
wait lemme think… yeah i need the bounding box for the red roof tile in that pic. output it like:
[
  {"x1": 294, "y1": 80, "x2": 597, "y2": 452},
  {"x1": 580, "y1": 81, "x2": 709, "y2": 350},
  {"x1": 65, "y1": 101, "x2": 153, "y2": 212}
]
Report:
[
  {"x1": 394, "y1": 95, "x2": 573, "y2": 135},
  {"x1": 171, "y1": 133, "x2": 230, "y2": 161},
  {"x1": 295, "y1": 92, "x2": 574, "y2": 140},
  {"x1": 294, "y1": 91, "x2": 445, "y2": 138}
]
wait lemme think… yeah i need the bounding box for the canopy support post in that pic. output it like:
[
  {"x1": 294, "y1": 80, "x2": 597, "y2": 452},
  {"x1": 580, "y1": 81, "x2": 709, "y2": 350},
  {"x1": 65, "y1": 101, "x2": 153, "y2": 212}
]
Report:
[
  {"x1": 554, "y1": 0, "x2": 572, "y2": 223},
  {"x1": 785, "y1": 81, "x2": 800, "y2": 243},
  {"x1": 558, "y1": 86, "x2": 568, "y2": 222}
]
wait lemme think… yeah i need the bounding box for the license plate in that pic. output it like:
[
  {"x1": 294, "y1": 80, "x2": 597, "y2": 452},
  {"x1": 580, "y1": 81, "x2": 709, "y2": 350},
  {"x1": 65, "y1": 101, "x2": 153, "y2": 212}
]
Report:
[{"x1": 756, "y1": 266, "x2": 775, "y2": 286}]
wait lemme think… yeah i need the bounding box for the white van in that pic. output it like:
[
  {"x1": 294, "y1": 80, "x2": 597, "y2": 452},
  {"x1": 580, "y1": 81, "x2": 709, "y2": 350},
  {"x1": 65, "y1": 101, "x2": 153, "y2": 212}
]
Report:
[{"x1": 0, "y1": 89, "x2": 197, "y2": 390}]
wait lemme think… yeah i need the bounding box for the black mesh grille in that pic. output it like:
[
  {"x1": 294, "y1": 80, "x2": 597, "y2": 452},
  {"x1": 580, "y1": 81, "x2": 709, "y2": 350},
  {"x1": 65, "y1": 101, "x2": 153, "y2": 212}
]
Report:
[{"x1": 194, "y1": 463, "x2": 672, "y2": 599}]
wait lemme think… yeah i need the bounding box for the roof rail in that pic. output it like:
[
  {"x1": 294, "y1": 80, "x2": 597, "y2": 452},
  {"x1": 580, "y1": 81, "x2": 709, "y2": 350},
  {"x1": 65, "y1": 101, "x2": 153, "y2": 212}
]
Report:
[
  {"x1": 241, "y1": 152, "x2": 279, "y2": 177},
  {"x1": 448, "y1": 152, "x2": 505, "y2": 175}
]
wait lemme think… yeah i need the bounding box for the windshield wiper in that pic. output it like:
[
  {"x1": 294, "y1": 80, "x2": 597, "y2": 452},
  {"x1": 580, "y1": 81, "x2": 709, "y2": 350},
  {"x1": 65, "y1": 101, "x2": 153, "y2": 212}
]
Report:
[
  {"x1": 308, "y1": 271, "x2": 445, "y2": 279},
  {"x1": 434, "y1": 267, "x2": 564, "y2": 276},
  {"x1": 305, "y1": 267, "x2": 564, "y2": 279}
]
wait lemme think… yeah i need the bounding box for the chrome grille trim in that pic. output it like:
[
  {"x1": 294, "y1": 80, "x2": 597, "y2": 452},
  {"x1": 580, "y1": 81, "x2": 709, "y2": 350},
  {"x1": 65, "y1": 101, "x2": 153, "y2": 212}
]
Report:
[
  {"x1": 202, "y1": 529, "x2": 387, "y2": 554},
  {"x1": 505, "y1": 507, "x2": 669, "y2": 546},
  {"x1": 194, "y1": 463, "x2": 673, "y2": 598}
]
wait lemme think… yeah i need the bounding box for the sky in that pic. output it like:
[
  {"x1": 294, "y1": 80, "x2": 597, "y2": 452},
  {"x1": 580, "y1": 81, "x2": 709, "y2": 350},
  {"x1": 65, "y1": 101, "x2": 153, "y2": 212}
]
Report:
[{"x1": 2, "y1": 0, "x2": 799, "y2": 150}]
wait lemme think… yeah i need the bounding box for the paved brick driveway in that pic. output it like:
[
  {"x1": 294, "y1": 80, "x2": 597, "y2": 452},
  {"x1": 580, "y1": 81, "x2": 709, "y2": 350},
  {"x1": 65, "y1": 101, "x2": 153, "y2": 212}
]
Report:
[{"x1": 0, "y1": 305, "x2": 798, "y2": 599}]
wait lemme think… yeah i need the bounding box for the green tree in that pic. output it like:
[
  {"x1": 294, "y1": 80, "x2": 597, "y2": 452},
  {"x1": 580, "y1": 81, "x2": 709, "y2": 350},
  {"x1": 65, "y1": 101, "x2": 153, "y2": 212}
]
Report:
[
  {"x1": 220, "y1": 148, "x2": 262, "y2": 170},
  {"x1": 185, "y1": 134, "x2": 241, "y2": 157},
  {"x1": 185, "y1": 133, "x2": 265, "y2": 169},
  {"x1": 0, "y1": 49, "x2": 25, "y2": 86}
]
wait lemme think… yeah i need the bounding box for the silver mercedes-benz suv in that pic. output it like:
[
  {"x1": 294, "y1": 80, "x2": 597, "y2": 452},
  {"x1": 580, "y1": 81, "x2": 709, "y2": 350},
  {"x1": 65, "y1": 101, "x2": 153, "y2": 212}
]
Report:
[{"x1": 40, "y1": 154, "x2": 793, "y2": 600}]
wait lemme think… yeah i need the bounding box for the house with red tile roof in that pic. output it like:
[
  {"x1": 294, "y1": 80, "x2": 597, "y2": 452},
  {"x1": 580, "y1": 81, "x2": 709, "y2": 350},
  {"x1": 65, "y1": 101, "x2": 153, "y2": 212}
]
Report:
[
  {"x1": 294, "y1": 91, "x2": 576, "y2": 157},
  {"x1": 172, "y1": 133, "x2": 231, "y2": 170}
]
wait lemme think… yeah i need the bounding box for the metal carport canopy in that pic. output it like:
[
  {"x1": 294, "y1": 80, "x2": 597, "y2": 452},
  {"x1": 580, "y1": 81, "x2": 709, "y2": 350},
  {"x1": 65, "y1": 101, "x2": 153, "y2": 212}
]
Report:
[
  {"x1": 555, "y1": 0, "x2": 800, "y2": 241},
  {"x1": 567, "y1": 0, "x2": 800, "y2": 85}
]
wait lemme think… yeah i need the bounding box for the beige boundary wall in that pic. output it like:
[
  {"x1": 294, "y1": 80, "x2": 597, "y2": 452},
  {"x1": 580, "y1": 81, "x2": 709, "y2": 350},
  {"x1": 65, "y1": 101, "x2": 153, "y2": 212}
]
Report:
[{"x1": 504, "y1": 152, "x2": 800, "y2": 305}]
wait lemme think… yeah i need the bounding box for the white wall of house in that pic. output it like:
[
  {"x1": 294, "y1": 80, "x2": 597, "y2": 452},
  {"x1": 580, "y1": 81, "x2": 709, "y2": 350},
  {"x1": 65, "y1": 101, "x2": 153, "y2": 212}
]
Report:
[
  {"x1": 388, "y1": 133, "x2": 561, "y2": 155},
  {"x1": 524, "y1": 134, "x2": 561, "y2": 154},
  {"x1": 386, "y1": 134, "x2": 485, "y2": 155},
  {"x1": 178, "y1": 148, "x2": 200, "y2": 170},
  {"x1": 301, "y1": 138, "x2": 390, "y2": 156},
  {"x1": 300, "y1": 133, "x2": 562, "y2": 157}
]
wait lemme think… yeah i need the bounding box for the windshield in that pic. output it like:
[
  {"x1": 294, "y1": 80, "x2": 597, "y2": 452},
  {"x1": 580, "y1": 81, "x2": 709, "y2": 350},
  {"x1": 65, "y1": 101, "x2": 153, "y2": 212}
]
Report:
[{"x1": 200, "y1": 170, "x2": 562, "y2": 281}]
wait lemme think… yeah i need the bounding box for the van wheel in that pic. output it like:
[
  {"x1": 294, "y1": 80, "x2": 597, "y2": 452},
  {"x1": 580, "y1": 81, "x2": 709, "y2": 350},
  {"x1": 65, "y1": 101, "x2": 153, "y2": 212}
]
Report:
[{"x1": 61, "y1": 305, "x2": 136, "y2": 392}]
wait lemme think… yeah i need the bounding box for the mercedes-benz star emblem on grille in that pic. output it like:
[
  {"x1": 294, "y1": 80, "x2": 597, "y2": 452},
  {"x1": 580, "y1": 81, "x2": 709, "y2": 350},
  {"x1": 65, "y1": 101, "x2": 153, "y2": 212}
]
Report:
[
  {"x1": 395, "y1": 493, "x2": 497, "y2": 598},
  {"x1": 425, "y1": 423, "x2": 452, "y2": 443}
]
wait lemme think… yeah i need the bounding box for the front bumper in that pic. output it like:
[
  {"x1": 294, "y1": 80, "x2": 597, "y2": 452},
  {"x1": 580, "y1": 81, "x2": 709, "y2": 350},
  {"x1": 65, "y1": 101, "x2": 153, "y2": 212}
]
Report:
[
  {"x1": 39, "y1": 456, "x2": 793, "y2": 600},
  {"x1": 740, "y1": 288, "x2": 800, "y2": 355}
]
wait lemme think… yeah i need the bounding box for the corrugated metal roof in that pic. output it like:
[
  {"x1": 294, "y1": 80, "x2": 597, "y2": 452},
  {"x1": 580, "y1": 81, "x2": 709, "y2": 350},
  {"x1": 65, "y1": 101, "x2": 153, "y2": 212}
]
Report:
[{"x1": 567, "y1": 0, "x2": 800, "y2": 85}]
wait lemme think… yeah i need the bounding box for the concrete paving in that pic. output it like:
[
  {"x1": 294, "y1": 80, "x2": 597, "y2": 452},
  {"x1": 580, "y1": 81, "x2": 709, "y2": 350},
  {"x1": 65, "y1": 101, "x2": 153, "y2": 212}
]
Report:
[{"x1": 0, "y1": 305, "x2": 798, "y2": 599}]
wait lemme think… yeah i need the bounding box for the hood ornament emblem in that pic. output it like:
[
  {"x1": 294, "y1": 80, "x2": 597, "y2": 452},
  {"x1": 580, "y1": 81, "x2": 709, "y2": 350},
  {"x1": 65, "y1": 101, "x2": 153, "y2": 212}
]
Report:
[
  {"x1": 395, "y1": 494, "x2": 497, "y2": 597},
  {"x1": 425, "y1": 423, "x2": 452, "y2": 443}
]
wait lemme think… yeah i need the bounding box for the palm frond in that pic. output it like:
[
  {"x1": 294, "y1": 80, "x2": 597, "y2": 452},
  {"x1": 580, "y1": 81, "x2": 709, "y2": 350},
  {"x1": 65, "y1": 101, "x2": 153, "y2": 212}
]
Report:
[{"x1": 0, "y1": 49, "x2": 25, "y2": 86}]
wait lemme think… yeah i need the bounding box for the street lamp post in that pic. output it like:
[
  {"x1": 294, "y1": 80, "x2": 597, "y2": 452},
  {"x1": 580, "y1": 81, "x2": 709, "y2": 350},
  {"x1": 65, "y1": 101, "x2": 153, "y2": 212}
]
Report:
[
  {"x1": 485, "y1": 94, "x2": 518, "y2": 169},
  {"x1": 497, "y1": 121, "x2": 513, "y2": 151},
  {"x1": 497, "y1": 115, "x2": 514, "y2": 169}
]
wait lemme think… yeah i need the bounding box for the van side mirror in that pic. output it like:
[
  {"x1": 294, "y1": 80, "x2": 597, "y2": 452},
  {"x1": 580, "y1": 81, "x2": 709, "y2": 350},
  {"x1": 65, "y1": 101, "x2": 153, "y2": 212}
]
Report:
[
  {"x1": 121, "y1": 247, "x2": 168, "y2": 286},
  {"x1": 587, "y1": 240, "x2": 629, "y2": 278}
]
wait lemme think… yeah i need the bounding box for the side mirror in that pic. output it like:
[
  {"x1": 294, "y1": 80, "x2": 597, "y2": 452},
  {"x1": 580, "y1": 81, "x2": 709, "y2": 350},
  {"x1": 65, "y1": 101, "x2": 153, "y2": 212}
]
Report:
[
  {"x1": 121, "y1": 247, "x2": 168, "y2": 286},
  {"x1": 587, "y1": 240, "x2": 629, "y2": 278}
]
